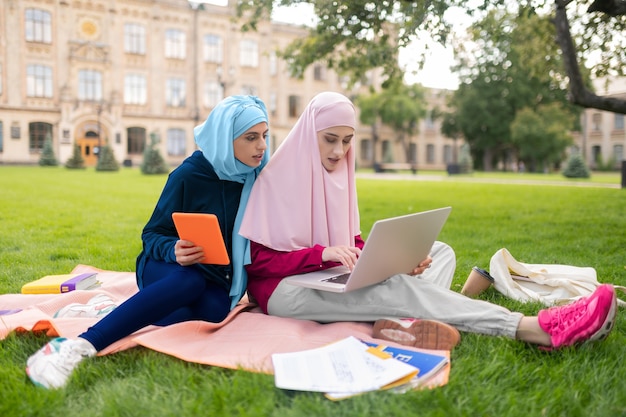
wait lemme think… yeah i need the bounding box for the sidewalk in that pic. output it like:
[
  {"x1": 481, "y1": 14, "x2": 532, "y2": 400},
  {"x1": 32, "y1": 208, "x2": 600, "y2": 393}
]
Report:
[{"x1": 355, "y1": 172, "x2": 622, "y2": 189}]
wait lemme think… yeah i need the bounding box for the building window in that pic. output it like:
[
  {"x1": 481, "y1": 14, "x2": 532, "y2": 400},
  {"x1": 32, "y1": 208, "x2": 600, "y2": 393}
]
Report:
[
  {"x1": 426, "y1": 144, "x2": 435, "y2": 163},
  {"x1": 409, "y1": 143, "x2": 417, "y2": 163},
  {"x1": 614, "y1": 145, "x2": 624, "y2": 164},
  {"x1": 239, "y1": 39, "x2": 258, "y2": 68},
  {"x1": 360, "y1": 138, "x2": 372, "y2": 162},
  {"x1": 203, "y1": 35, "x2": 222, "y2": 63},
  {"x1": 382, "y1": 140, "x2": 393, "y2": 162},
  {"x1": 592, "y1": 145, "x2": 601, "y2": 164},
  {"x1": 124, "y1": 74, "x2": 147, "y2": 105},
  {"x1": 204, "y1": 81, "x2": 222, "y2": 108},
  {"x1": 288, "y1": 95, "x2": 301, "y2": 118},
  {"x1": 167, "y1": 128, "x2": 186, "y2": 156},
  {"x1": 443, "y1": 144, "x2": 453, "y2": 163},
  {"x1": 614, "y1": 114, "x2": 624, "y2": 131},
  {"x1": 26, "y1": 65, "x2": 53, "y2": 98},
  {"x1": 166, "y1": 78, "x2": 186, "y2": 107},
  {"x1": 124, "y1": 23, "x2": 146, "y2": 55},
  {"x1": 592, "y1": 113, "x2": 602, "y2": 131},
  {"x1": 78, "y1": 70, "x2": 102, "y2": 101},
  {"x1": 313, "y1": 64, "x2": 326, "y2": 81},
  {"x1": 25, "y1": 8, "x2": 52, "y2": 44},
  {"x1": 165, "y1": 29, "x2": 186, "y2": 59},
  {"x1": 127, "y1": 127, "x2": 146, "y2": 155},
  {"x1": 269, "y1": 51, "x2": 277, "y2": 76},
  {"x1": 425, "y1": 111, "x2": 435, "y2": 130},
  {"x1": 29, "y1": 122, "x2": 52, "y2": 152},
  {"x1": 269, "y1": 92, "x2": 277, "y2": 117}
]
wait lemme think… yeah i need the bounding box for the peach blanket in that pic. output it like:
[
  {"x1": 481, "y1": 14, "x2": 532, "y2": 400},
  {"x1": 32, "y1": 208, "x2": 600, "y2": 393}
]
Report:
[{"x1": 1, "y1": 265, "x2": 449, "y2": 387}]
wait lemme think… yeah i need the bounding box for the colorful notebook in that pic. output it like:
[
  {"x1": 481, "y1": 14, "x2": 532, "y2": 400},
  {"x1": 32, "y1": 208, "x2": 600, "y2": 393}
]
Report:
[
  {"x1": 21, "y1": 272, "x2": 98, "y2": 294},
  {"x1": 362, "y1": 341, "x2": 449, "y2": 388}
]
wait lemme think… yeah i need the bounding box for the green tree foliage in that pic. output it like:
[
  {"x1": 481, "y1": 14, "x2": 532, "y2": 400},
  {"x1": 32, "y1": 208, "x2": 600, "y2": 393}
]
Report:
[
  {"x1": 141, "y1": 133, "x2": 170, "y2": 175},
  {"x1": 356, "y1": 82, "x2": 426, "y2": 165},
  {"x1": 238, "y1": 1, "x2": 626, "y2": 114},
  {"x1": 510, "y1": 103, "x2": 575, "y2": 172},
  {"x1": 562, "y1": 153, "x2": 591, "y2": 178},
  {"x1": 96, "y1": 145, "x2": 120, "y2": 172},
  {"x1": 39, "y1": 134, "x2": 58, "y2": 167},
  {"x1": 65, "y1": 144, "x2": 85, "y2": 169},
  {"x1": 440, "y1": 111, "x2": 462, "y2": 164},
  {"x1": 238, "y1": 0, "x2": 452, "y2": 87},
  {"x1": 450, "y1": 7, "x2": 581, "y2": 170}
]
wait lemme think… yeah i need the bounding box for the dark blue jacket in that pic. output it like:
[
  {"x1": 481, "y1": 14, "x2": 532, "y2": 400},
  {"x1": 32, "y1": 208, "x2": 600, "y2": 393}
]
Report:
[{"x1": 135, "y1": 150, "x2": 243, "y2": 290}]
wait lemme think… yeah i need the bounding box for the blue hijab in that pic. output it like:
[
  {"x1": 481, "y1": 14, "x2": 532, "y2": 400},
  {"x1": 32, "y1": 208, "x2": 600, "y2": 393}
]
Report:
[{"x1": 194, "y1": 95, "x2": 269, "y2": 309}]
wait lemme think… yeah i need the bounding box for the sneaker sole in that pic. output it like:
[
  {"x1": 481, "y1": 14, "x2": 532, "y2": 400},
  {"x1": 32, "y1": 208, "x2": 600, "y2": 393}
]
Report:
[
  {"x1": 372, "y1": 319, "x2": 461, "y2": 351},
  {"x1": 587, "y1": 289, "x2": 618, "y2": 342}
]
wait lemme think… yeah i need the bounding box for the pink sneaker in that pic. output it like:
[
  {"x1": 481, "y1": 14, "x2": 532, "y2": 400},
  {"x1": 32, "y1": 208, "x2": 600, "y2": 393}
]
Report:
[
  {"x1": 372, "y1": 318, "x2": 461, "y2": 351},
  {"x1": 538, "y1": 284, "x2": 617, "y2": 349}
]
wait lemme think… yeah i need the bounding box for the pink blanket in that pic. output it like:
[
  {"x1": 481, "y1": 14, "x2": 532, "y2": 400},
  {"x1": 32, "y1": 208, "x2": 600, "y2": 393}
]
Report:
[{"x1": 1, "y1": 265, "x2": 449, "y2": 388}]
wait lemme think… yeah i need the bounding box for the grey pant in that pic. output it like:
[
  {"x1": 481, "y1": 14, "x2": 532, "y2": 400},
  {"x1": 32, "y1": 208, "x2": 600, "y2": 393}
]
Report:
[{"x1": 267, "y1": 241, "x2": 523, "y2": 338}]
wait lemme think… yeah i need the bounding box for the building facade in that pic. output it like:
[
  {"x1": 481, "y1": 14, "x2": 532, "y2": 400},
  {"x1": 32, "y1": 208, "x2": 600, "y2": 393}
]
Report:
[
  {"x1": 573, "y1": 78, "x2": 626, "y2": 170},
  {"x1": 0, "y1": 0, "x2": 460, "y2": 170}
]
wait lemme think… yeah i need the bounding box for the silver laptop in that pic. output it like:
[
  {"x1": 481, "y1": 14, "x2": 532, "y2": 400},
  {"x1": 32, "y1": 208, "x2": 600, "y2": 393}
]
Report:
[{"x1": 283, "y1": 206, "x2": 452, "y2": 293}]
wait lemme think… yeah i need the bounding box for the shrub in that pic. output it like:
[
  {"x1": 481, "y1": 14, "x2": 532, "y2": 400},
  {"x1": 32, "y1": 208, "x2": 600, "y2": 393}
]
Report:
[
  {"x1": 65, "y1": 144, "x2": 85, "y2": 169},
  {"x1": 96, "y1": 145, "x2": 120, "y2": 172},
  {"x1": 562, "y1": 154, "x2": 590, "y2": 178},
  {"x1": 140, "y1": 134, "x2": 169, "y2": 175},
  {"x1": 39, "y1": 136, "x2": 58, "y2": 166}
]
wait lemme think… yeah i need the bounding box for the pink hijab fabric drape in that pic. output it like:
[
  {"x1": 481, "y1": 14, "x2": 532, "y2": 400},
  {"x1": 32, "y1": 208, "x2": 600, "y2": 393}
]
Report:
[{"x1": 240, "y1": 92, "x2": 361, "y2": 251}]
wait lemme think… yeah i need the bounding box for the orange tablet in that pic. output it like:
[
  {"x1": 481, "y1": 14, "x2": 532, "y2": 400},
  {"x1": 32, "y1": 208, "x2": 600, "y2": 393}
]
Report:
[{"x1": 171, "y1": 212, "x2": 230, "y2": 265}]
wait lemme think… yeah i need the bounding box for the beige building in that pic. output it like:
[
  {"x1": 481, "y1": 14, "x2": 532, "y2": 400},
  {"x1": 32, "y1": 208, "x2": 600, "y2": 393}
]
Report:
[
  {"x1": 573, "y1": 78, "x2": 626, "y2": 170},
  {"x1": 0, "y1": 0, "x2": 459, "y2": 170}
]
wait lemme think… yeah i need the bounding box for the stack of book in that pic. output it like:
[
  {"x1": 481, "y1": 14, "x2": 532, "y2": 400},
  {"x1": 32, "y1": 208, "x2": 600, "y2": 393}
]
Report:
[{"x1": 21, "y1": 272, "x2": 99, "y2": 294}]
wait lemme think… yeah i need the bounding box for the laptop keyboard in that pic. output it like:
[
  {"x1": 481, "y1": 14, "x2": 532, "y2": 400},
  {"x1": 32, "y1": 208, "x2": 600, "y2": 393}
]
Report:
[{"x1": 321, "y1": 273, "x2": 351, "y2": 285}]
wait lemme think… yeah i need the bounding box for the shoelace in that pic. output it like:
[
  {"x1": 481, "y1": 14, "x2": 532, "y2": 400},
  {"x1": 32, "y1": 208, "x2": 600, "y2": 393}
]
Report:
[{"x1": 548, "y1": 297, "x2": 589, "y2": 331}]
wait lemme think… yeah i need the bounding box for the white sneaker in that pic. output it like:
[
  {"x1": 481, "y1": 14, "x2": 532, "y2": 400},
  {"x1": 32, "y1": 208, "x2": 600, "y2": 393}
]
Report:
[
  {"x1": 54, "y1": 294, "x2": 117, "y2": 318},
  {"x1": 26, "y1": 337, "x2": 96, "y2": 389}
]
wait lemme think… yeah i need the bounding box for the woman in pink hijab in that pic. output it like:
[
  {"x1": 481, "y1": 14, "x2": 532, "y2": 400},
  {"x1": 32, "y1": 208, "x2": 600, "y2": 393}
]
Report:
[{"x1": 240, "y1": 92, "x2": 617, "y2": 351}]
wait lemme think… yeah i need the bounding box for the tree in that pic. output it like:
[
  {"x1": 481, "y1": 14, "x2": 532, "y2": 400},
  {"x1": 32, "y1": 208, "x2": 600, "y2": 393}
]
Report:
[
  {"x1": 449, "y1": 7, "x2": 581, "y2": 170},
  {"x1": 355, "y1": 91, "x2": 383, "y2": 168},
  {"x1": 553, "y1": 0, "x2": 626, "y2": 113},
  {"x1": 440, "y1": 111, "x2": 461, "y2": 164},
  {"x1": 140, "y1": 133, "x2": 170, "y2": 175},
  {"x1": 96, "y1": 144, "x2": 119, "y2": 172},
  {"x1": 237, "y1": 0, "x2": 626, "y2": 114},
  {"x1": 510, "y1": 103, "x2": 575, "y2": 172},
  {"x1": 356, "y1": 82, "x2": 427, "y2": 168},
  {"x1": 65, "y1": 144, "x2": 85, "y2": 169},
  {"x1": 39, "y1": 133, "x2": 58, "y2": 167}
]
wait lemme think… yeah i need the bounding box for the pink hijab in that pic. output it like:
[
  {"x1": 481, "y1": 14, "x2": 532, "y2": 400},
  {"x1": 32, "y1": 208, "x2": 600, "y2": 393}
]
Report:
[{"x1": 239, "y1": 92, "x2": 361, "y2": 251}]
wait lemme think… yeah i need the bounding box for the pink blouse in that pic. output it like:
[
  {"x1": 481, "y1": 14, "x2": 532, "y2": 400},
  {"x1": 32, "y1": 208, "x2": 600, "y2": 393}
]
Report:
[{"x1": 245, "y1": 235, "x2": 365, "y2": 313}]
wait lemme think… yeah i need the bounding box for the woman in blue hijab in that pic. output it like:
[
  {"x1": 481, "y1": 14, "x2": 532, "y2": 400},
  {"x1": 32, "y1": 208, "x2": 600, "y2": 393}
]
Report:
[{"x1": 26, "y1": 96, "x2": 270, "y2": 389}]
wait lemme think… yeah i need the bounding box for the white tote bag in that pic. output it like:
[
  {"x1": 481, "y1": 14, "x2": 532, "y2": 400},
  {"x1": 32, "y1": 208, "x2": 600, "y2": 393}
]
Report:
[{"x1": 489, "y1": 248, "x2": 625, "y2": 307}]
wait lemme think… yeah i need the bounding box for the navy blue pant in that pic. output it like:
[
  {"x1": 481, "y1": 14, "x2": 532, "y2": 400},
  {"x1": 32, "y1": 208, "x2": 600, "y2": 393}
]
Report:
[{"x1": 79, "y1": 258, "x2": 230, "y2": 352}]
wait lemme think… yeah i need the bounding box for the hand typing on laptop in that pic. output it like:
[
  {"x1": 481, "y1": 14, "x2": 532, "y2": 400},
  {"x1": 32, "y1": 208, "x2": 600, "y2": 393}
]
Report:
[{"x1": 321, "y1": 245, "x2": 362, "y2": 271}]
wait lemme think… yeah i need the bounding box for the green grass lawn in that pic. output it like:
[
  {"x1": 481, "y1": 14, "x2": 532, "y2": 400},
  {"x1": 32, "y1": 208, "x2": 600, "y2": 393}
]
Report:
[{"x1": 1, "y1": 166, "x2": 625, "y2": 417}]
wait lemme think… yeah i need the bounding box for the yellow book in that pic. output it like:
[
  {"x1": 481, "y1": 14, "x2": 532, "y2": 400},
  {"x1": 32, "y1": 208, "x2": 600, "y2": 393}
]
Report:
[{"x1": 21, "y1": 272, "x2": 98, "y2": 294}]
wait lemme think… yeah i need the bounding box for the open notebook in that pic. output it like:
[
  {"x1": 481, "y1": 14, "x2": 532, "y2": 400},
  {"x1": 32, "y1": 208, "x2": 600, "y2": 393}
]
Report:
[{"x1": 284, "y1": 206, "x2": 452, "y2": 293}]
